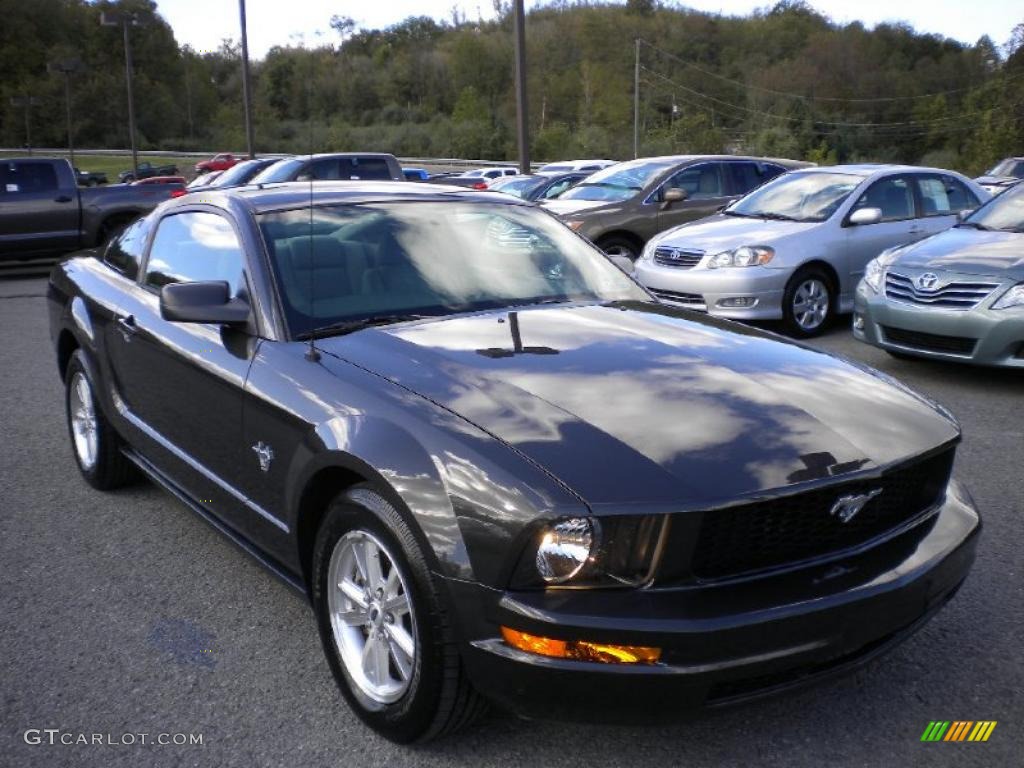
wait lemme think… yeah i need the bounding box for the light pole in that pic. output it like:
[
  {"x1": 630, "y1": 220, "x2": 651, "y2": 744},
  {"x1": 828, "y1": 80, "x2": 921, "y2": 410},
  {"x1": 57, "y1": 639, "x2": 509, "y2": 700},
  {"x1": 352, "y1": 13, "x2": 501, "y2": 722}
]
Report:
[
  {"x1": 633, "y1": 38, "x2": 640, "y2": 159},
  {"x1": 48, "y1": 59, "x2": 84, "y2": 168},
  {"x1": 512, "y1": 0, "x2": 529, "y2": 174},
  {"x1": 238, "y1": 0, "x2": 256, "y2": 159},
  {"x1": 9, "y1": 95, "x2": 41, "y2": 155},
  {"x1": 101, "y1": 10, "x2": 143, "y2": 179}
]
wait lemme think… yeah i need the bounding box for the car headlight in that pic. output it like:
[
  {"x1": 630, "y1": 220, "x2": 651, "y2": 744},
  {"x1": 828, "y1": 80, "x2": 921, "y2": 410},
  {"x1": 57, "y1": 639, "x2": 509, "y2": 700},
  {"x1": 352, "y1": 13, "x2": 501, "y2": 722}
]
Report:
[
  {"x1": 639, "y1": 239, "x2": 658, "y2": 261},
  {"x1": 512, "y1": 515, "x2": 667, "y2": 588},
  {"x1": 992, "y1": 284, "x2": 1024, "y2": 310},
  {"x1": 705, "y1": 245, "x2": 774, "y2": 269},
  {"x1": 863, "y1": 246, "x2": 903, "y2": 293}
]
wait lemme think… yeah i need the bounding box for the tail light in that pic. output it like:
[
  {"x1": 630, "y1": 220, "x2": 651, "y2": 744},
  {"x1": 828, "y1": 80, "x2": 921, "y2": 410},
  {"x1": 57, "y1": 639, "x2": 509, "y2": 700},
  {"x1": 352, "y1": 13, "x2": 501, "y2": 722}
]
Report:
[
  {"x1": 472, "y1": 182, "x2": 487, "y2": 190},
  {"x1": 170, "y1": 189, "x2": 186, "y2": 198}
]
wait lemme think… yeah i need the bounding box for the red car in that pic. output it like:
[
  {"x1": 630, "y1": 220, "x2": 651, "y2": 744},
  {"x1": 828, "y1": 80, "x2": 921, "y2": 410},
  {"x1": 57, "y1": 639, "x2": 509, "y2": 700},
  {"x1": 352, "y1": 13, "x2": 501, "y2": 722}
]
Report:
[
  {"x1": 131, "y1": 175, "x2": 187, "y2": 186},
  {"x1": 194, "y1": 153, "x2": 239, "y2": 173}
]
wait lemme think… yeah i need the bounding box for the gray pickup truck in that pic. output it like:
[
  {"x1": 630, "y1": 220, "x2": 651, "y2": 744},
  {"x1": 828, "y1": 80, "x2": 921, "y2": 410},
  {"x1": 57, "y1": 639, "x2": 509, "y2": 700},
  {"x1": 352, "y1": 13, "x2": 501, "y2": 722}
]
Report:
[{"x1": 1, "y1": 157, "x2": 183, "y2": 260}]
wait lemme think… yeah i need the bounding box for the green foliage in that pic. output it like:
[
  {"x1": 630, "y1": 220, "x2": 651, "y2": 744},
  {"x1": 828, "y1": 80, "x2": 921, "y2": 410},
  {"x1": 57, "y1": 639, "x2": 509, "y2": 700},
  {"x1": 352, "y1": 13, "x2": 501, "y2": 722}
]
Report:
[{"x1": 1, "y1": 0, "x2": 1021, "y2": 173}]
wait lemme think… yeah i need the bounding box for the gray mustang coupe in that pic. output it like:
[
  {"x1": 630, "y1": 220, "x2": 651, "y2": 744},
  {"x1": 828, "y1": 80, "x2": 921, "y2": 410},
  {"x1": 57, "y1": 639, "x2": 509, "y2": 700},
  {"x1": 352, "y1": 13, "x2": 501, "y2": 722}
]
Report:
[{"x1": 48, "y1": 182, "x2": 979, "y2": 742}]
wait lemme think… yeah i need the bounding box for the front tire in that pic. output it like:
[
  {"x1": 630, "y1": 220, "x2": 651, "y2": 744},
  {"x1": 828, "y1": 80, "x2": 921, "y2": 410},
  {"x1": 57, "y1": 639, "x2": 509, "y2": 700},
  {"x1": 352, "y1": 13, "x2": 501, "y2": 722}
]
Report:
[
  {"x1": 782, "y1": 267, "x2": 835, "y2": 337},
  {"x1": 312, "y1": 486, "x2": 484, "y2": 743},
  {"x1": 596, "y1": 234, "x2": 641, "y2": 262},
  {"x1": 65, "y1": 351, "x2": 134, "y2": 490}
]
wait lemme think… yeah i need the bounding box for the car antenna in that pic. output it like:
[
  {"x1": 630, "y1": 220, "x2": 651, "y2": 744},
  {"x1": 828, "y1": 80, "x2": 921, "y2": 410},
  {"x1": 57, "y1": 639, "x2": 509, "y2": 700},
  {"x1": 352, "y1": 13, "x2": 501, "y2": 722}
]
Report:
[{"x1": 304, "y1": 54, "x2": 320, "y2": 363}]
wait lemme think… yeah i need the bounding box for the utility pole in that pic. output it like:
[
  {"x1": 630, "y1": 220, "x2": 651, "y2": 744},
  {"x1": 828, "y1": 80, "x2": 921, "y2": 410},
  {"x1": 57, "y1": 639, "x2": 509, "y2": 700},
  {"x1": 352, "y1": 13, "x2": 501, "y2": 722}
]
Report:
[
  {"x1": 239, "y1": 0, "x2": 256, "y2": 159},
  {"x1": 633, "y1": 38, "x2": 640, "y2": 159},
  {"x1": 512, "y1": 0, "x2": 529, "y2": 174},
  {"x1": 9, "y1": 95, "x2": 40, "y2": 155},
  {"x1": 183, "y1": 49, "x2": 195, "y2": 143},
  {"x1": 49, "y1": 59, "x2": 84, "y2": 168},
  {"x1": 101, "y1": 11, "x2": 143, "y2": 179}
]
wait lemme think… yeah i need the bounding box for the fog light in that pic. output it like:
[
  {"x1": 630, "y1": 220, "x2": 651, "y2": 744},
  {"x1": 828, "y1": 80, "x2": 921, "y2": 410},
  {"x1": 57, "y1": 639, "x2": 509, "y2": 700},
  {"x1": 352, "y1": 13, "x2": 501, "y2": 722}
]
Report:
[
  {"x1": 536, "y1": 518, "x2": 596, "y2": 583},
  {"x1": 501, "y1": 627, "x2": 661, "y2": 664},
  {"x1": 853, "y1": 314, "x2": 865, "y2": 331},
  {"x1": 716, "y1": 297, "x2": 757, "y2": 308}
]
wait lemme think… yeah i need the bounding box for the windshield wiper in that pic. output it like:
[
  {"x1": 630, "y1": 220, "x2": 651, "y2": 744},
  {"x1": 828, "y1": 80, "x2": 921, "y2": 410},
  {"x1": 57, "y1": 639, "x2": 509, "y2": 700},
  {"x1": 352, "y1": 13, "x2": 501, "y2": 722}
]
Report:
[
  {"x1": 298, "y1": 313, "x2": 433, "y2": 340},
  {"x1": 753, "y1": 211, "x2": 799, "y2": 221}
]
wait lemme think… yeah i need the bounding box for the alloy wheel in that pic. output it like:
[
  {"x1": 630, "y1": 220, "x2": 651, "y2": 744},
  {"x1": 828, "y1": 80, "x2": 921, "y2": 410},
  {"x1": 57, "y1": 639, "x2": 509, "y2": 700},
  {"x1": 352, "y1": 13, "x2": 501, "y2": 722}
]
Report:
[
  {"x1": 791, "y1": 278, "x2": 830, "y2": 331},
  {"x1": 68, "y1": 371, "x2": 99, "y2": 471}
]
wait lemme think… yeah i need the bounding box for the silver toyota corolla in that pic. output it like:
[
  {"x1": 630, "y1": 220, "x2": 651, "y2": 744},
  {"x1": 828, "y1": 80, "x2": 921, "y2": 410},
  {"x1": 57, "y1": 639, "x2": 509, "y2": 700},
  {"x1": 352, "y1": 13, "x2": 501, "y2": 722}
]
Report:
[
  {"x1": 633, "y1": 165, "x2": 989, "y2": 336},
  {"x1": 854, "y1": 181, "x2": 1024, "y2": 367}
]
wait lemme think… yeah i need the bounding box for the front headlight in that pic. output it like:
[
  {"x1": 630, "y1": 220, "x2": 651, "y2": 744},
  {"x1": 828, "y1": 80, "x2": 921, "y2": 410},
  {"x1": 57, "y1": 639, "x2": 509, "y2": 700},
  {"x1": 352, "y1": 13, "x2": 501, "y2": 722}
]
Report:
[
  {"x1": 639, "y1": 239, "x2": 658, "y2": 261},
  {"x1": 992, "y1": 284, "x2": 1024, "y2": 310},
  {"x1": 706, "y1": 245, "x2": 774, "y2": 269},
  {"x1": 863, "y1": 246, "x2": 904, "y2": 293},
  {"x1": 535, "y1": 518, "x2": 596, "y2": 583}
]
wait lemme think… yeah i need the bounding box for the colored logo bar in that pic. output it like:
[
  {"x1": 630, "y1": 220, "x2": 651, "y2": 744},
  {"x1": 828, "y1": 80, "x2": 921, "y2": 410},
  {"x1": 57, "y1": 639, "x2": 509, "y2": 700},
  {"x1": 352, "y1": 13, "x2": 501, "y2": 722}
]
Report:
[{"x1": 921, "y1": 721, "x2": 997, "y2": 742}]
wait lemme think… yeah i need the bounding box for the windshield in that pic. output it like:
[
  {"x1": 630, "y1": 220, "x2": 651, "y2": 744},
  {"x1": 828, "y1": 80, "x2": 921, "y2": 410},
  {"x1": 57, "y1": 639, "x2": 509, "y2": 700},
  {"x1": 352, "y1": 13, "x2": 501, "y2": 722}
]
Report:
[
  {"x1": 558, "y1": 160, "x2": 675, "y2": 202},
  {"x1": 986, "y1": 159, "x2": 1024, "y2": 178},
  {"x1": 211, "y1": 159, "x2": 272, "y2": 188},
  {"x1": 490, "y1": 177, "x2": 544, "y2": 198},
  {"x1": 728, "y1": 171, "x2": 861, "y2": 222},
  {"x1": 963, "y1": 183, "x2": 1024, "y2": 232},
  {"x1": 251, "y1": 158, "x2": 305, "y2": 184},
  {"x1": 257, "y1": 201, "x2": 647, "y2": 335}
]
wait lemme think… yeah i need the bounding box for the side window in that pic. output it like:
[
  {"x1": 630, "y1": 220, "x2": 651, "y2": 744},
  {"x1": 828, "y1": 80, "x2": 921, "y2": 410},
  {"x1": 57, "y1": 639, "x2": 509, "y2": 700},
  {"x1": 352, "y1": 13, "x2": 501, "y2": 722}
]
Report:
[
  {"x1": 103, "y1": 216, "x2": 150, "y2": 279},
  {"x1": 853, "y1": 176, "x2": 914, "y2": 222},
  {"x1": 727, "y1": 162, "x2": 764, "y2": 195},
  {"x1": 543, "y1": 178, "x2": 575, "y2": 199},
  {"x1": 143, "y1": 212, "x2": 245, "y2": 296},
  {"x1": 339, "y1": 158, "x2": 391, "y2": 180},
  {"x1": 916, "y1": 175, "x2": 977, "y2": 217},
  {"x1": 660, "y1": 163, "x2": 724, "y2": 201},
  {"x1": 0, "y1": 161, "x2": 58, "y2": 194},
  {"x1": 308, "y1": 159, "x2": 341, "y2": 180}
]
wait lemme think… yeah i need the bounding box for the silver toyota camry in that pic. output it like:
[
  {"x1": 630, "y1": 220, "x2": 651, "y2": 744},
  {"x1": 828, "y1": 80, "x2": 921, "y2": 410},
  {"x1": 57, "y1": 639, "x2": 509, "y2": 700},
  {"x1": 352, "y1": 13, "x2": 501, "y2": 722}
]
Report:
[
  {"x1": 633, "y1": 165, "x2": 989, "y2": 336},
  {"x1": 854, "y1": 181, "x2": 1024, "y2": 367}
]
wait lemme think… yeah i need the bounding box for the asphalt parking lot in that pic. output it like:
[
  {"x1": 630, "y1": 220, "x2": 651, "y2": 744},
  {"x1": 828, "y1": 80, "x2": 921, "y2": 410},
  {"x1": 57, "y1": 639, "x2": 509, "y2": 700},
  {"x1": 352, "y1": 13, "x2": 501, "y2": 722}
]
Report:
[{"x1": 1, "y1": 271, "x2": 1020, "y2": 768}]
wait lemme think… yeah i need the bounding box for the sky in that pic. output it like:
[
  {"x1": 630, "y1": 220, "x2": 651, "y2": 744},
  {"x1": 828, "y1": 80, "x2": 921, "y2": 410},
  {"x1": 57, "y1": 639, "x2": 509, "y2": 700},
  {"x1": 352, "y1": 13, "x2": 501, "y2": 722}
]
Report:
[{"x1": 157, "y1": 0, "x2": 1021, "y2": 60}]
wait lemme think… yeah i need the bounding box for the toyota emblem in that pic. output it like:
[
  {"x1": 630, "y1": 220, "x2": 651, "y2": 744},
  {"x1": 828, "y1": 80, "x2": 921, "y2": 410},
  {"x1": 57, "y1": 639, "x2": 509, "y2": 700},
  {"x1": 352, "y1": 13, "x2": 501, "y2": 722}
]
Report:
[{"x1": 916, "y1": 272, "x2": 940, "y2": 292}]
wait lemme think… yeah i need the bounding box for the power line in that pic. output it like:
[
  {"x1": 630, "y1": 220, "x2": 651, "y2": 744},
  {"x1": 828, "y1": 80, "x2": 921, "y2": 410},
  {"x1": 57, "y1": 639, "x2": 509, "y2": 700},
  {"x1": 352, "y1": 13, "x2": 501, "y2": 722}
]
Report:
[{"x1": 638, "y1": 38, "x2": 1024, "y2": 104}]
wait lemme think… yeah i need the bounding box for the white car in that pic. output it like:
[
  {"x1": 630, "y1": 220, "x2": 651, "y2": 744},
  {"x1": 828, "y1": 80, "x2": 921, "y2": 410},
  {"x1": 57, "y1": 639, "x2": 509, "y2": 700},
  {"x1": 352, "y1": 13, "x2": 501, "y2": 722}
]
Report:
[
  {"x1": 633, "y1": 164, "x2": 990, "y2": 336},
  {"x1": 536, "y1": 159, "x2": 616, "y2": 174},
  {"x1": 458, "y1": 167, "x2": 519, "y2": 185}
]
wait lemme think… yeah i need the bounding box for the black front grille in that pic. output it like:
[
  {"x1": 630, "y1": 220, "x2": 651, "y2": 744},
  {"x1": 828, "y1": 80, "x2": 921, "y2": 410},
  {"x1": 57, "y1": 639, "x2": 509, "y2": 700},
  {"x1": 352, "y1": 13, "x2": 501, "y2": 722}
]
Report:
[
  {"x1": 882, "y1": 326, "x2": 977, "y2": 355},
  {"x1": 689, "y1": 449, "x2": 954, "y2": 581},
  {"x1": 651, "y1": 289, "x2": 706, "y2": 309}
]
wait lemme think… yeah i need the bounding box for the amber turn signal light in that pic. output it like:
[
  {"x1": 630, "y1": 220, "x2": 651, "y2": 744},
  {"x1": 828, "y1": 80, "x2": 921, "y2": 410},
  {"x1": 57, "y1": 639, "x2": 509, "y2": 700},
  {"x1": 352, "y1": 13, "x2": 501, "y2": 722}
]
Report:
[{"x1": 501, "y1": 627, "x2": 661, "y2": 664}]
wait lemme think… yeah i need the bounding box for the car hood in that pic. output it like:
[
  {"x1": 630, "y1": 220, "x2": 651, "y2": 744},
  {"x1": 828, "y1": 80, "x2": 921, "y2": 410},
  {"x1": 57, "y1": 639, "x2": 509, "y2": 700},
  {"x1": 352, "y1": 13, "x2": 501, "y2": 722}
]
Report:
[
  {"x1": 321, "y1": 303, "x2": 957, "y2": 511},
  {"x1": 653, "y1": 214, "x2": 820, "y2": 253},
  {"x1": 541, "y1": 198, "x2": 618, "y2": 217},
  {"x1": 893, "y1": 228, "x2": 1024, "y2": 279}
]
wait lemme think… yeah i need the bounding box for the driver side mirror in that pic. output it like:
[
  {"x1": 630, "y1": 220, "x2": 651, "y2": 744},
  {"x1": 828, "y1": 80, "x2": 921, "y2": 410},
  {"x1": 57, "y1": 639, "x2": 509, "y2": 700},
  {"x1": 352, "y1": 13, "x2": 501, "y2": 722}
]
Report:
[
  {"x1": 160, "y1": 281, "x2": 250, "y2": 326},
  {"x1": 661, "y1": 188, "x2": 688, "y2": 210},
  {"x1": 848, "y1": 207, "x2": 882, "y2": 226}
]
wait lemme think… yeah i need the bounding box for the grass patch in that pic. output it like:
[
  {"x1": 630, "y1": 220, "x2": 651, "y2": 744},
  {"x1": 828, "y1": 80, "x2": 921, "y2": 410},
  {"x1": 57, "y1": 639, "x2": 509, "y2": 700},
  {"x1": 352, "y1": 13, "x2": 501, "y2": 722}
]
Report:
[{"x1": 0, "y1": 151, "x2": 206, "y2": 182}]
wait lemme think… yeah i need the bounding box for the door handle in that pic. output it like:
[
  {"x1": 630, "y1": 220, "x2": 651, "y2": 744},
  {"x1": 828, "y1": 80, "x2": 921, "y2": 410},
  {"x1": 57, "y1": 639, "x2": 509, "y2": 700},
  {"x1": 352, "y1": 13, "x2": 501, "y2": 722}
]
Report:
[
  {"x1": 54, "y1": 195, "x2": 72, "y2": 203},
  {"x1": 116, "y1": 314, "x2": 138, "y2": 340}
]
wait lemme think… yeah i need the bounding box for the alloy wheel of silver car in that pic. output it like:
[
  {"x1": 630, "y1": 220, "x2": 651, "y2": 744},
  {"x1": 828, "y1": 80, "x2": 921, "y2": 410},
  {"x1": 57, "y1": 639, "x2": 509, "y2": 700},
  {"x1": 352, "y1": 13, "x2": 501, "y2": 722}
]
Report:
[
  {"x1": 68, "y1": 371, "x2": 99, "y2": 471},
  {"x1": 327, "y1": 529, "x2": 417, "y2": 705},
  {"x1": 791, "y1": 278, "x2": 830, "y2": 331}
]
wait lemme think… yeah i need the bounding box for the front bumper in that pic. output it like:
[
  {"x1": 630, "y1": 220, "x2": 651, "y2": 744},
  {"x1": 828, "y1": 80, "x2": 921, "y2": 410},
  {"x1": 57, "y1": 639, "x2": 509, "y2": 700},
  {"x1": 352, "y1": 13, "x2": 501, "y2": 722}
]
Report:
[
  {"x1": 446, "y1": 480, "x2": 979, "y2": 721},
  {"x1": 854, "y1": 281, "x2": 1024, "y2": 368},
  {"x1": 633, "y1": 260, "x2": 788, "y2": 320}
]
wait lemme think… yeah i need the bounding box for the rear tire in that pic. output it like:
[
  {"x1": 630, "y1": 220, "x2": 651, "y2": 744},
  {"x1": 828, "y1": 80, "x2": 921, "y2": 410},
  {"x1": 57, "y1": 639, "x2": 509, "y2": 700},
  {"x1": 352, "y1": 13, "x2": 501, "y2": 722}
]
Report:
[
  {"x1": 312, "y1": 486, "x2": 485, "y2": 743},
  {"x1": 65, "y1": 351, "x2": 135, "y2": 490},
  {"x1": 782, "y1": 266, "x2": 835, "y2": 337}
]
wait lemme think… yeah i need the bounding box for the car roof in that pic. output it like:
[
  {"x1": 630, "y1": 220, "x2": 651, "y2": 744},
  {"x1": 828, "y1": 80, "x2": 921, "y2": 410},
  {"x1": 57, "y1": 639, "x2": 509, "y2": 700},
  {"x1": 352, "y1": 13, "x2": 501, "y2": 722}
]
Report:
[
  {"x1": 792, "y1": 164, "x2": 967, "y2": 178},
  {"x1": 179, "y1": 181, "x2": 530, "y2": 214}
]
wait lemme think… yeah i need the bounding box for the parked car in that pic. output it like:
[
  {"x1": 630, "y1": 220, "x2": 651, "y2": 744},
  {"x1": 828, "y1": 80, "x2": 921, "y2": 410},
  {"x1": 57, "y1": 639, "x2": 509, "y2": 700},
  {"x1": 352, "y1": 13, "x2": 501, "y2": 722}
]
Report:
[
  {"x1": 424, "y1": 172, "x2": 488, "y2": 190},
  {"x1": 634, "y1": 164, "x2": 989, "y2": 336},
  {"x1": 49, "y1": 180, "x2": 978, "y2": 743},
  {"x1": 184, "y1": 157, "x2": 286, "y2": 194},
  {"x1": 402, "y1": 167, "x2": 430, "y2": 181},
  {"x1": 0, "y1": 157, "x2": 184, "y2": 259},
  {"x1": 75, "y1": 167, "x2": 108, "y2": 186},
  {"x1": 489, "y1": 171, "x2": 590, "y2": 201},
  {"x1": 536, "y1": 159, "x2": 616, "y2": 174},
  {"x1": 194, "y1": 153, "x2": 239, "y2": 174},
  {"x1": 118, "y1": 161, "x2": 179, "y2": 183},
  {"x1": 456, "y1": 167, "x2": 519, "y2": 185},
  {"x1": 250, "y1": 153, "x2": 404, "y2": 184},
  {"x1": 974, "y1": 157, "x2": 1024, "y2": 196},
  {"x1": 543, "y1": 155, "x2": 807, "y2": 261},
  {"x1": 854, "y1": 180, "x2": 1024, "y2": 366},
  {"x1": 131, "y1": 175, "x2": 187, "y2": 186}
]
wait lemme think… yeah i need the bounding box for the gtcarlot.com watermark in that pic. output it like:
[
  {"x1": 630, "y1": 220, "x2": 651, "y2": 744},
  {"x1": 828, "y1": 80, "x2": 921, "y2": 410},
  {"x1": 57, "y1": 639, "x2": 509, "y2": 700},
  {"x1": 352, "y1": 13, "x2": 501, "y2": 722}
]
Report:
[{"x1": 24, "y1": 729, "x2": 203, "y2": 747}]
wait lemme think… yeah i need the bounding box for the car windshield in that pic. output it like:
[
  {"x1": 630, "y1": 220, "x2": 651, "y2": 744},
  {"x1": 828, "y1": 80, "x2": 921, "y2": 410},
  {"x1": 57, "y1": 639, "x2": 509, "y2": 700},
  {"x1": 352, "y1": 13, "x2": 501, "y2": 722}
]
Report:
[
  {"x1": 211, "y1": 159, "x2": 271, "y2": 188},
  {"x1": 962, "y1": 183, "x2": 1024, "y2": 232},
  {"x1": 490, "y1": 177, "x2": 544, "y2": 198},
  {"x1": 987, "y1": 159, "x2": 1024, "y2": 178},
  {"x1": 557, "y1": 160, "x2": 676, "y2": 202},
  {"x1": 727, "y1": 171, "x2": 862, "y2": 222},
  {"x1": 251, "y1": 158, "x2": 306, "y2": 184},
  {"x1": 257, "y1": 201, "x2": 648, "y2": 336}
]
